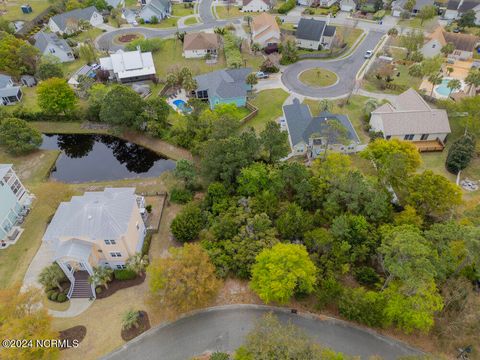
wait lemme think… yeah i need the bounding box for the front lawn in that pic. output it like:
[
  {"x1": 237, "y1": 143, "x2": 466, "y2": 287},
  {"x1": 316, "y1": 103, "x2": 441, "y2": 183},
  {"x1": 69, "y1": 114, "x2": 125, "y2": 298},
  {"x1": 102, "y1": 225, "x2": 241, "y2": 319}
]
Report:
[
  {"x1": 172, "y1": 3, "x2": 195, "y2": 17},
  {"x1": 299, "y1": 68, "x2": 338, "y2": 87},
  {"x1": 184, "y1": 16, "x2": 199, "y2": 25},
  {"x1": 363, "y1": 64, "x2": 422, "y2": 95},
  {"x1": 142, "y1": 17, "x2": 179, "y2": 28},
  {"x1": 243, "y1": 88, "x2": 289, "y2": 131},
  {"x1": 1, "y1": 0, "x2": 52, "y2": 22},
  {"x1": 215, "y1": 5, "x2": 243, "y2": 19},
  {"x1": 397, "y1": 16, "x2": 438, "y2": 29},
  {"x1": 70, "y1": 27, "x2": 104, "y2": 43}
]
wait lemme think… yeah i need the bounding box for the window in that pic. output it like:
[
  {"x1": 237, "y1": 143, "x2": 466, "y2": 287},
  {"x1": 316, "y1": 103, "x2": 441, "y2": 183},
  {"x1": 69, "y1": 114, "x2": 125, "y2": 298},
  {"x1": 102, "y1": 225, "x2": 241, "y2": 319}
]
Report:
[
  {"x1": 116, "y1": 265, "x2": 126, "y2": 269},
  {"x1": 49, "y1": 48, "x2": 55, "y2": 53},
  {"x1": 104, "y1": 239, "x2": 116, "y2": 245},
  {"x1": 10, "y1": 180, "x2": 22, "y2": 196},
  {"x1": 110, "y1": 252, "x2": 121, "y2": 258},
  {"x1": 404, "y1": 134, "x2": 414, "y2": 140},
  {"x1": 420, "y1": 134, "x2": 429, "y2": 140}
]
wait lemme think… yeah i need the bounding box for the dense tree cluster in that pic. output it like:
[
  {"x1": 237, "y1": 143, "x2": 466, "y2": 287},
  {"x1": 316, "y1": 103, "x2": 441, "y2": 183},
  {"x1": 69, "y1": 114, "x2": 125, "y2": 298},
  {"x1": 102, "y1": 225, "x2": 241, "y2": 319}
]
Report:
[{"x1": 0, "y1": 117, "x2": 42, "y2": 155}]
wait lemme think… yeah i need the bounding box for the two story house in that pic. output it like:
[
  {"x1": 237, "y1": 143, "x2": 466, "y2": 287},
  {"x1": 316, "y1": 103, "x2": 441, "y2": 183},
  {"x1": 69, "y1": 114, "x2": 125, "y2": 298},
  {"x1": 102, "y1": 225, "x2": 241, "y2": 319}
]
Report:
[
  {"x1": 295, "y1": 18, "x2": 336, "y2": 50},
  {"x1": 42, "y1": 188, "x2": 147, "y2": 299},
  {"x1": 34, "y1": 31, "x2": 75, "y2": 63},
  {"x1": 49, "y1": 6, "x2": 103, "y2": 35},
  {"x1": 0, "y1": 164, "x2": 33, "y2": 247},
  {"x1": 251, "y1": 13, "x2": 281, "y2": 49}
]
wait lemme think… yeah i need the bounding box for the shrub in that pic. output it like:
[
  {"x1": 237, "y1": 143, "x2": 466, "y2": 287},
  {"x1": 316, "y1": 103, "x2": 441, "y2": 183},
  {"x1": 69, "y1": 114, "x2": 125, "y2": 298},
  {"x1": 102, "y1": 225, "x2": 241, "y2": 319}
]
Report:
[
  {"x1": 260, "y1": 59, "x2": 279, "y2": 73},
  {"x1": 171, "y1": 203, "x2": 206, "y2": 242},
  {"x1": 48, "y1": 291, "x2": 58, "y2": 301},
  {"x1": 56, "y1": 293, "x2": 68, "y2": 302},
  {"x1": 170, "y1": 187, "x2": 193, "y2": 204},
  {"x1": 211, "y1": 352, "x2": 230, "y2": 360},
  {"x1": 277, "y1": 0, "x2": 295, "y2": 14},
  {"x1": 114, "y1": 269, "x2": 137, "y2": 281},
  {"x1": 338, "y1": 287, "x2": 387, "y2": 327},
  {"x1": 141, "y1": 232, "x2": 153, "y2": 256},
  {"x1": 446, "y1": 134, "x2": 476, "y2": 174},
  {"x1": 223, "y1": 32, "x2": 242, "y2": 68},
  {"x1": 316, "y1": 277, "x2": 343, "y2": 310},
  {"x1": 354, "y1": 266, "x2": 381, "y2": 287},
  {"x1": 96, "y1": 286, "x2": 103, "y2": 294},
  {"x1": 145, "y1": 204, "x2": 152, "y2": 213},
  {"x1": 125, "y1": 38, "x2": 163, "y2": 52},
  {"x1": 373, "y1": 9, "x2": 386, "y2": 20},
  {"x1": 122, "y1": 309, "x2": 141, "y2": 330}
]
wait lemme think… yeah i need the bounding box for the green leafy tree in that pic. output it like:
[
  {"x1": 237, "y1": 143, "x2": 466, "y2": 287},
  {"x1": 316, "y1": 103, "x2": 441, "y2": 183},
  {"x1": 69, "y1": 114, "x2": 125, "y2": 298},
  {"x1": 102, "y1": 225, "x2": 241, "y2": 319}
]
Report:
[
  {"x1": 37, "y1": 77, "x2": 77, "y2": 114},
  {"x1": 148, "y1": 243, "x2": 221, "y2": 312},
  {"x1": 0, "y1": 117, "x2": 42, "y2": 155},
  {"x1": 170, "y1": 202, "x2": 205, "y2": 242},
  {"x1": 405, "y1": 170, "x2": 462, "y2": 220},
  {"x1": 458, "y1": 9, "x2": 476, "y2": 27},
  {"x1": 440, "y1": 42, "x2": 455, "y2": 57},
  {"x1": 276, "y1": 203, "x2": 313, "y2": 241},
  {"x1": 126, "y1": 253, "x2": 149, "y2": 275},
  {"x1": 99, "y1": 85, "x2": 145, "y2": 128},
  {"x1": 173, "y1": 159, "x2": 196, "y2": 190},
  {"x1": 0, "y1": 31, "x2": 39, "y2": 76},
  {"x1": 38, "y1": 263, "x2": 67, "y2": 292},
  {"x1": 338, "y1": 287, "x2": 387, "y2": 327},
  {"x1": 236, "y1": 162, "x2": 278, "y2": 197},
  {"x1": 0, "y1": 19, "x2": 14, "y2": 34},
  {"x1": 417, "y1": 5, "x2": 437, "y2": 25},
  {"x1": 447, "y1": 78, "x2": 461, "y2": 95},
  {"x1": 246, "y1": 73, "x2": 258, "y2": 86},
  {"x1": 445, "y1": 133, "x2": 476, "y2": 174},
  {"x1": 465, "y1": 67, "x2": 480, "y2": 93},
  {"x1": 144, "y1": 96, "x2": 170, "y2": 136},
  {"x1": 250, "y1": 243, "x2": 317, "y2": 304},
  {"x1": 88, "y1": 266, "x2": 113, "y2": 289},
  {"x1": 400, "y1": 30, "x2": 424, "y2": 58},
  {"x1": 35, "y1": 56, "x2": 63, "y2": 80},
  {"x1": 86, "y1": 83, "x2": 109, "y2": 121},
  {"x1": 279, "y1": 39, "x2": 298, "y2": 65},
  {"x1": 360, "y1": 138, "x2": 421, "y2": 190},
  {"x1": 259, "y1": 121, "x2": 290, "y2": 163},
  {"x1": 404, "y1": 0, "x2": 416, "y2": 12},
  {"x1": 78, "y1": 42, "x2": 97, "y2": 64},
  {"x1": 420, "y1": 56, "x2": 443, "y2": 76}
]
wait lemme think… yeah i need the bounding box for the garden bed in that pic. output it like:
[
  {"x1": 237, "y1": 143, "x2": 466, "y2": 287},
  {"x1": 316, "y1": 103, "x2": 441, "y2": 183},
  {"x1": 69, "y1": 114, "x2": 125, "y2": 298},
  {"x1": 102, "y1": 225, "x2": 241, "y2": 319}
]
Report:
[
  {"x1": 96, "y1": 273, "x2": 146, "y2": 299},
  {"x1": 59, "y1": 325, "x2": 87, "y2": 350},
  {"x1": 117, "y1": 34, "x2": 141, "y2": 43},
  {"x1": 121, "y1": 311, "x2": 151, "y2": 341}
]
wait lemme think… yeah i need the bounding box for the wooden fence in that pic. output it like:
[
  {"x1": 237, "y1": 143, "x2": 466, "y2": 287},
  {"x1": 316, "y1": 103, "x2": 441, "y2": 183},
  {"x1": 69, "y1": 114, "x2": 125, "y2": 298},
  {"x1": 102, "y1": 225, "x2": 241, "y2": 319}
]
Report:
[{"x1": 240, "y1": 101, "x2": 259, "y2": 125}]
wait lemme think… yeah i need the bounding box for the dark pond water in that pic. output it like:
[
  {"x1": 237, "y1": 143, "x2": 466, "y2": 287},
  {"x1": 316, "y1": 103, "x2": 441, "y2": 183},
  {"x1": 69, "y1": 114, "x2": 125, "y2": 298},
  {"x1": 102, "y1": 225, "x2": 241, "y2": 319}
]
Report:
[{"x1": 41, "y1": 134, "x2": 176, "y2": 183}]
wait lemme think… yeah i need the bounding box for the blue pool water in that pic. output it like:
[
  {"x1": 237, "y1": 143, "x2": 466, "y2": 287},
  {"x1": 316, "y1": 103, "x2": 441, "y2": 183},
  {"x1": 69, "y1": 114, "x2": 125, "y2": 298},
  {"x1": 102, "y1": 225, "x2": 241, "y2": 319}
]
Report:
[
  {"x1": 173, "y1": 99, "x2": 192, "y2": 113},
  {"x1": 435, "y1": 78, "x2": 459, "y2": 96}
]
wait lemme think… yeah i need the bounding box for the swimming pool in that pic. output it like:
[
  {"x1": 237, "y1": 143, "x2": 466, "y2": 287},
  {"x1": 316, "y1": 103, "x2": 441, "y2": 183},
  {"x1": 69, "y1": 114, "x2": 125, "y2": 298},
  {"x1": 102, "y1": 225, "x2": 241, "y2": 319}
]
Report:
[
  {"x1": 435, "y1": 78, "x2": 461, "y2": 97},
  {"x1": 172, "y1": 99, "x2": 192, "y2": 113}
]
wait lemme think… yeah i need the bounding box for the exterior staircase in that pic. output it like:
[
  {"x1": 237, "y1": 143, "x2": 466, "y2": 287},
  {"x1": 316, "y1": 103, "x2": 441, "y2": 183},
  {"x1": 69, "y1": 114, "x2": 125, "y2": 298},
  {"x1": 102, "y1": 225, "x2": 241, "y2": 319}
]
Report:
[{"x1": 69, "y1": 271, "x2": 94, "y2": 299}]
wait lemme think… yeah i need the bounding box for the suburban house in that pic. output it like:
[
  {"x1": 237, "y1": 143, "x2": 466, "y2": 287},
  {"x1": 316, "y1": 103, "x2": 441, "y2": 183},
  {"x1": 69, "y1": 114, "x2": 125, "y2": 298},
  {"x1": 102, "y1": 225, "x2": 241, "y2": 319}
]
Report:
[
  {"x1": 370, "y1": 88, "x2": 451, "y2": 151},
  {"x1": 48, "y1": 6, "x2": 103, "y2": 35},
  {"x1": 340, "y1": 0, "x2": 356, "y2": 12},
  {"x1": 106, "y1": 0, "x2": 124, "y2": 8},
  {"x1": 422, "y1": 27, "x2": 479, "y2": 60},
  {"x1": 392, "y1": 0, "x2": 435, "y2": 17},
  {"x1": 298, "y1": 0, "x2": 314, "y2": 6},
  {"x1": 251, "y1": 13, "x2": 281, "y2": 49},
  {"x1": 122, "y1": 8, "x2": 138, "y2": 25},
  {"x1": 282, "y1": 99, "x2": 361, "y2": 158},
  {"x1": 99, "y1": 49, "x2": 156, "y2": 83},
  {"x1": 242, "y1": 0, "x2": 271, "y2": 12},
  {"x1": 317, "y1": 0, "x2": 338, "y2": 7},
  {"x1": 194, "y1": 68, "x2": 252, "y2": 109},
  {"x1": 295, "y1": 18, "x2": 336, "y2": 50},
  {"x1": 0, "y1": 164, "x2": 33, "y2": 248},
  {"x1": 444, "y1": 0, "x2": 480, "y2": 25},
  {"x1": 138, "y1": 0, "x2": 171, "y2": 23},
  {"x1": 42, "y1": 188, "x2": 147, "y2": 299},
  {"x1": 183, "y1": 32, "x2": 220, "y2": 59},
  {"x1": 34, "y1": 31, "x2": 74, "y2": 63},
  {"x1": 0, "y1": 75, "x2": 22, "y2": 106}
]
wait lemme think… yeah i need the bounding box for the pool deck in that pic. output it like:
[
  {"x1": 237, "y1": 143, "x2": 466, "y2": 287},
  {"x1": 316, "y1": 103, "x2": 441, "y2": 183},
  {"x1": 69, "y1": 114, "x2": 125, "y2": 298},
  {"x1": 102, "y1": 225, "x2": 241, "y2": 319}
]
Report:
[{"x1": 167, "y1": 89, "x2": 189, "y2": 114}]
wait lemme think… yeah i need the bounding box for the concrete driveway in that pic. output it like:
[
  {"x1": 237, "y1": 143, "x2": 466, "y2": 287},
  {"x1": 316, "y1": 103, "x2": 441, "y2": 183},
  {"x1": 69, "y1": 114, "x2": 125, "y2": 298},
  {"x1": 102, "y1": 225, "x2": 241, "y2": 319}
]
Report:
[
  {"x1": 103, "y1": 305, "x2": 422, "y2": 360},
  {"x1": 281, "y1": 30, "x2": 384, "y2": 99}
]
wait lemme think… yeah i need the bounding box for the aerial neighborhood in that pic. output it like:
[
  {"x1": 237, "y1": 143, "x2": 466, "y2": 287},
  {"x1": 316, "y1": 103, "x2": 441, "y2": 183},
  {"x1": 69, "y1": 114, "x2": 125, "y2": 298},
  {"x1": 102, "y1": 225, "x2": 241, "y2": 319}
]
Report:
[{"x1": 1, "y1": 0, "x2": 480, "y2": 358}]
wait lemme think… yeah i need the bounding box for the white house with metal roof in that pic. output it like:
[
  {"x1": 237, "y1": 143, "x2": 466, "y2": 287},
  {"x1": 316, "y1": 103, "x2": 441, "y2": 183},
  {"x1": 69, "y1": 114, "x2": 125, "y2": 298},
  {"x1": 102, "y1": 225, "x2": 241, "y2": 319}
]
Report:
[
  {"x1": 42, "y1": 188, "x2": 146, "y2": 299},
  {"x1": 0, "y1": 164, "x2": 33, "y2": 248},
  {"x1": 99, "y1": 49, "x2": 156, "y2": 83},
  {"x1": 34, "y1": 31, "x2": 74, "y2": 63},
  {"x1": 0, "y1": 75, "x2": 22, "y2": 106},
  {"x1": 370, "y1": 88, "x2": 451, "y2": 151},
  {"x1": 48, "y1": 6, "x2": 103, "y2": 35}
]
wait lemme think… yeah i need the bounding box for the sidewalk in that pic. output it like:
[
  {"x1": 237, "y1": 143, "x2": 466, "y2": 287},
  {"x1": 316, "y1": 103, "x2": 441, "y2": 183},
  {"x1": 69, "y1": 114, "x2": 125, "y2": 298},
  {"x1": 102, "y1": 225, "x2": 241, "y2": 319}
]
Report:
[{"x1": 49, "y1": 298, "x2": 94, "y2": 318}]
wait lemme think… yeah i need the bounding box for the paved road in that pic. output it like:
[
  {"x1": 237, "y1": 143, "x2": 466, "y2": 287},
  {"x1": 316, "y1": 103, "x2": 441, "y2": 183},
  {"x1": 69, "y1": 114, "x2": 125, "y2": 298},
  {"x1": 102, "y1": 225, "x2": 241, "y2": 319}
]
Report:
[
  {"x1": 281, "y1": 30, "x2": 384, "y2": 98},
  {"x1": 103, "y1": 305, "x2": 421, "y2": 360}
]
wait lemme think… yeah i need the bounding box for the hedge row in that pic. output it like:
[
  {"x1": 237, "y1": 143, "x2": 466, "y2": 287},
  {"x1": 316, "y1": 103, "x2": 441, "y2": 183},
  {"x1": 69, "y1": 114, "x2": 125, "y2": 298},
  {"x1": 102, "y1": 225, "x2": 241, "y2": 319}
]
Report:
[{"x1": 224, "y1": 33, "x2": 243, "y2": 69}]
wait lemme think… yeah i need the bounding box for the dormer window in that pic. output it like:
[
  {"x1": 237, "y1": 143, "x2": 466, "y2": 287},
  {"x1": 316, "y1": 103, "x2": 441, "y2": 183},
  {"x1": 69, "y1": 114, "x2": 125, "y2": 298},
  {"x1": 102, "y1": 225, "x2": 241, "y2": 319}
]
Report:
[{"x1": 104, "y1": 239, "x2": 116, "y2": 245}]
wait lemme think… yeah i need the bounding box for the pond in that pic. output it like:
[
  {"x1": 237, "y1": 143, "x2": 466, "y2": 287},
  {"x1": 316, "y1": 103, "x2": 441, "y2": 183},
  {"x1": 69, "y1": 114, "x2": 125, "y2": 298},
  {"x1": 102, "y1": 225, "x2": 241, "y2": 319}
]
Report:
[{"x1": 41, "y1": 134, "x2": 176, "y2": 183}]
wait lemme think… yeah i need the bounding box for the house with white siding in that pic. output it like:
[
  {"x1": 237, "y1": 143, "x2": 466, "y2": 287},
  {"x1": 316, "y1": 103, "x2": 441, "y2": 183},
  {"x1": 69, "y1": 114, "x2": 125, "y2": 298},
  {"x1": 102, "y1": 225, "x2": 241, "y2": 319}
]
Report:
[
  {"x1": 99, "y1": 49, "x2": 156, "y2": 83},
  {"x1": 242, "y1": 0, "x2": 271, "y2": 12},
  {"x1": 34, "y1": 31, "x2": 74, "y2": 63},
  {"x1": 444, "y1": 0, "x2": 480, "y2": 25},
  {"x1": 138, "y1": 0, "x2": 171, "y2": 22},
  {"x1": 48, "y1": 6, "x2": 103, "y2": 35},
  {"x1": 183, "y1": 32, "x2": 220, "y2": 59}
]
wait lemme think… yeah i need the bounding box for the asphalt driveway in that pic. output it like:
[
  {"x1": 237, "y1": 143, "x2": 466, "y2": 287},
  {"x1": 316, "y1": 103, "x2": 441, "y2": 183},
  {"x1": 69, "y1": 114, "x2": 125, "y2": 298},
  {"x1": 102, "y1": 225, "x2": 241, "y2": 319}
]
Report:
[
  {"x1": 281, "y1": 31, "x2": 384, "y2": 98},
  {"x1": 103, "y1": 305, "x2": 421, "y2": 360}
]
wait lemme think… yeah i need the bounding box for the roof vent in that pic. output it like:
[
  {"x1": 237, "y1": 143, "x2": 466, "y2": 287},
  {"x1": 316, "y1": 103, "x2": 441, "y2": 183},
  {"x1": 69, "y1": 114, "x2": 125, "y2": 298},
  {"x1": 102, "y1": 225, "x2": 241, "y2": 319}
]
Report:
[{"x1": 88, "y1": 215, "x2": 93, "y2": 220}]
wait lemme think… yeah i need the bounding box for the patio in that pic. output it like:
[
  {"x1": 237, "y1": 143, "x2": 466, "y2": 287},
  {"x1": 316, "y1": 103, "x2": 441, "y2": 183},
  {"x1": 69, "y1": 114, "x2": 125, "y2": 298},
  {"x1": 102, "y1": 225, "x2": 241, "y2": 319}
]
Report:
[{"x1": 419, "y1": 60, "x2": 473, "y2": 99}]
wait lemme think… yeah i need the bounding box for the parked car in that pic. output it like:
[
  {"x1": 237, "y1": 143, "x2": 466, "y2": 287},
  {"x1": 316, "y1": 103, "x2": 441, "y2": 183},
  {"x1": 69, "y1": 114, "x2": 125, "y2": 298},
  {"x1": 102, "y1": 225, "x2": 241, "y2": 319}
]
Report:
[
  {"x1": 364, "y1": 50, "x2": 373, "y2": 59},
  {"x1": 255, "y1": 71, "x2": 269, "y2": 79}
]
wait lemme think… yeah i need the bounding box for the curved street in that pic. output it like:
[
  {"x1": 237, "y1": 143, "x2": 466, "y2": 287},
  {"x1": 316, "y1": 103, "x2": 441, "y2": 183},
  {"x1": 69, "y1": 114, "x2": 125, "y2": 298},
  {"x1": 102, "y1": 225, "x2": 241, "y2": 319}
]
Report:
[
  {"x1": 103, "y1": 305, "x2": 421, "y2": 360},
  {"x1": 281, "y1": 30, "x2": 384, "y2": 98}
]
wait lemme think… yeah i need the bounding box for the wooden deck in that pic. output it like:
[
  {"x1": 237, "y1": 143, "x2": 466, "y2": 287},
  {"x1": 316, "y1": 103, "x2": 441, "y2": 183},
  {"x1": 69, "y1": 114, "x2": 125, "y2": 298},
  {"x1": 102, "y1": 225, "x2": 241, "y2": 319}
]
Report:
[{"x1": 413, "y1": 140, "x2": 445, "y2": 152}]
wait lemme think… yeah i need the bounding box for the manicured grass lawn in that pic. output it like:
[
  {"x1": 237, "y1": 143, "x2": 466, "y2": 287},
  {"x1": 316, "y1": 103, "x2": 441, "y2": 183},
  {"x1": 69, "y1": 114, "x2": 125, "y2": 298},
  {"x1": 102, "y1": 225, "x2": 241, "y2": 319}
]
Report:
[
  {"x1": 1, "y1": 0, "x2": 52, "y2": 22},
  {"x1": 215, "y1": 5, "x2": 243, "y2": 19},
  {"x1": 397, "y1": 16, "x2": 438, "y2": 29},
  {"x1": 298, "y1": 27, "x2": 364, "y2": 58},
  {"x1": 363, "y1": 64, "x2": 422, "y2": 95},
  {"x1": 125, "y1": 0, "x2": 138, "y2": 6},
  {"x1": 243, "y1": 89, "x2": 289, "y2": 131},
  {"x1": 31, "y1": 121, "x2": 109, "y2": 134},
  {"x1": 60, "y1": 58, "x2": 88, "y2": 79},
  {"x1": 70, "y1": 27, "x2": 104, "y2": 43},
  {"x1": 299, "y1": 68, "x2": 338, "y2": 87},
  {"x1": 303, "y1": 95, "x2": 371, "y2": 144},
  {"x1": 172, "y1": 3, "x2": 195, "y2": 17},
  {"x1": 280, "y1": 23, "x2": 296, "y2": 31},
  {"x1": 184, "y1": 16, "x2": 199, "y2": 25},
  {"x1": 12, "y1": 86, "x2": 41, "y2": 112},
  {"x1": 143, "y1": 17, "x2": 179, "y2": 28}
]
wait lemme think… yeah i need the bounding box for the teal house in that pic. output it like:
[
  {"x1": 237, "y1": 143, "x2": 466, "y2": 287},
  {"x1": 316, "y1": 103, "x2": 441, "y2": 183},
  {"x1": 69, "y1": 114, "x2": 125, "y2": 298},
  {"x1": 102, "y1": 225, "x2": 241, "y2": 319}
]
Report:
[
  {"x1": 194, "y1": 68, "x2": 252, "y2": 110},
  {"x1": 0, "y1": 164, "x2": 32, "y2": 247}
]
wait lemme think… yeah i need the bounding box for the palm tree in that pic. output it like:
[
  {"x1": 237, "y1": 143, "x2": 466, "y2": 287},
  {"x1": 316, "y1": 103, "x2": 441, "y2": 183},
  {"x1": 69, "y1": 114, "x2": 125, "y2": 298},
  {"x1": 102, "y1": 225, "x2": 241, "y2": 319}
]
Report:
[
  {"x1": 319, "y1": 99, "x2": 332, "y2": 113},
  {"x1": 447, "y1": 79, "x2": 461, "y2": 95},
  {"x1": 122, "y1": 309, "x2": 141, "y2": 330},
  {"x1": 38, "y1": 263, "x2": 66, "y2": 292},
  {"x1": 465, "y1": 68, "x2": 480, "y2": 93},
  {"x1": 88, "y1": 266, "x2": 113, "y2": 289},
  {"x1": 126, "y1": 253, "x2": 149, "y2": 276},
  {"x1": 428, "y1": 73, "x2": 443, "y2": 96},
  {"x1": 246, "y1": 73, "x2": 258, "y2": 87}
]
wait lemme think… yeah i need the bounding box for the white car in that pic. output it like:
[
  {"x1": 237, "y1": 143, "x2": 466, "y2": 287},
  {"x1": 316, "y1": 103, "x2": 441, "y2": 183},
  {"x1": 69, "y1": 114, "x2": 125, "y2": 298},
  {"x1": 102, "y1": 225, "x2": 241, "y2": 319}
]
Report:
[{"x1": 364, "y1": 50, "x2": 373, "y2": 59}]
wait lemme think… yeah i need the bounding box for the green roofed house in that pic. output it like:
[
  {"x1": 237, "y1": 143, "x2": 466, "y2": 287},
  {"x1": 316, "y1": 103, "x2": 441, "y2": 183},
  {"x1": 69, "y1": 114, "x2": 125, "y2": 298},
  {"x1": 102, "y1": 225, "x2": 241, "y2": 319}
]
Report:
[
  {"x1": 282, "y1": 98, "x2": 361, "y2": 159},
  {"x1": 194, "y1": 68, "x2": 252, "y2": 109}
]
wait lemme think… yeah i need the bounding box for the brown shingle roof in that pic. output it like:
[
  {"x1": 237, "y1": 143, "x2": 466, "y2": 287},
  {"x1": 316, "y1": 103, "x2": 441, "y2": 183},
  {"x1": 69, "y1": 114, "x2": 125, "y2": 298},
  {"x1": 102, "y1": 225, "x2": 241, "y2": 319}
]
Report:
[
  {"x1": 183, "y1": 32, "x2": 220, "y2": 51},
  {"x1": 443, "y1": 31, "x2": 479, "y2": 52}
]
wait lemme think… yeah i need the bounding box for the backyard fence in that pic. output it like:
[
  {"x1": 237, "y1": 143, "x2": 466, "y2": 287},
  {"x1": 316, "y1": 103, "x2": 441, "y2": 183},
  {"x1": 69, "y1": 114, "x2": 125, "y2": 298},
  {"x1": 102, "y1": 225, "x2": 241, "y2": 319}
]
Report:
[
  {"x1": 16, "y1": 6, "x2": 58, "y2": 39},
  {"x1": 240, "y1": 101, "x2": 258, "y2": 125}
]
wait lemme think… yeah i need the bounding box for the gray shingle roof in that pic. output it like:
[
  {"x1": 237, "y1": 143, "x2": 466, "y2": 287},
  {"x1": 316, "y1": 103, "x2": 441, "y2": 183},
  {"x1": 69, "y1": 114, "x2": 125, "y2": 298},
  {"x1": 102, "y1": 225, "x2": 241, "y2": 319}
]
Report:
[
  {"x1": 283, "y1": 99, "x2": 360, "y2": 146},
  {"x1": 43, "y1": 188, "x2": 138, "y2": 244},
  {"x1": 195, "y1": 68, "x2": 251, "y2": 100},
  {"x1": 458, "y1": 0, "x2": 480, "y2": 11},
  {"x1": 34, "y1": 31, "x2": 72, "y2": 53},
  {"x1": 0, "y1": 74, "x2": 12, "y2": 89},
  {"x1": 50, "y1": 6, "x2": 98, "y2": 31},
  {"x1": 141, "y1": 0, "x2": 170, "y2": 17},
  {"x1": 296, "y1": 18, "x2": 326, "y2": 42},
  {"x1": 324, "y1": 25, "x2": 336, "y2": 37}
]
